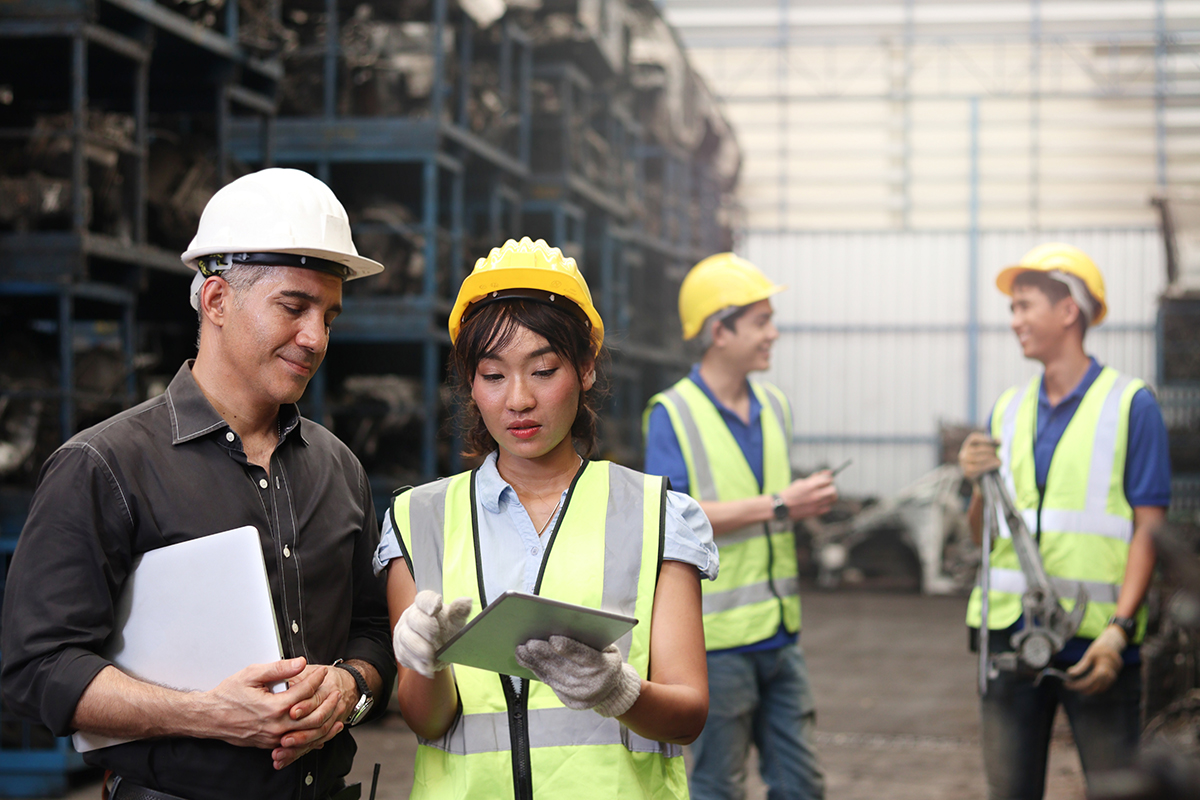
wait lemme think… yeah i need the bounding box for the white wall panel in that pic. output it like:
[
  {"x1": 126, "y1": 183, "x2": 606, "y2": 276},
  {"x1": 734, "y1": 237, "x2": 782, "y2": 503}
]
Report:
[{"x1": 746, "y1": 228, "x2": 1165, "y2": 496}]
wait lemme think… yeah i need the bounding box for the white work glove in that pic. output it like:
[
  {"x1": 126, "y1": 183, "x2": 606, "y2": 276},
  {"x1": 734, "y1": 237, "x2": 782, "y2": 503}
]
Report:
[
  {"x1": 1065, "y1": 624, "x2": 1127, "y2": 695},
  {"x1": 515, "y1": 635, "x2": 642, "y2": 718},
  {"x1": 959, "y1": 431, "x2": 1002, "y2": 482},
  {"x1": 393, "y1": 590, "x2": 472, "y2": 680}
]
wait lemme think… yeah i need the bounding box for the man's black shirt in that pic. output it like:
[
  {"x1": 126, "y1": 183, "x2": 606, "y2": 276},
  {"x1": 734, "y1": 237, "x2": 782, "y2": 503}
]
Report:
[{"x1": 1, "y1": 361, "x2": 395, "y2": 800}]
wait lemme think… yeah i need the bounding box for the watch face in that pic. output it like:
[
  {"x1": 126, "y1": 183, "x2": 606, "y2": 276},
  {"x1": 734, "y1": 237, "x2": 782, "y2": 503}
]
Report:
[{"x1": 347, "y1": 693, "x2": 373, "y2": 725}]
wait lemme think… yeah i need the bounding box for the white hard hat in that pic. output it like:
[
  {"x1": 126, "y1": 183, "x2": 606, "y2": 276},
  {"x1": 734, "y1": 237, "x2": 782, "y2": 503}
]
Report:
[{"x1": 182, "y1": 168, "x2": 384, "y2": 308}]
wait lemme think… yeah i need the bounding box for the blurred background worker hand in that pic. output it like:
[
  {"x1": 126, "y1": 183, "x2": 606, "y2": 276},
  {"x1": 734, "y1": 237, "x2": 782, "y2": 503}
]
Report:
[
  {"x1": 515, "y1": 636, "x2": 642, "y2": 718},
  {"x1": 1065, "y1": 625, "x2": 1127, "y2": 695},
  {"x1": 392, "y1": 590, "x2": 472, "y2": 679},
  {"x1": 779, "y1": 471, "x2": 839, "y2": 520},
  {"x1": 959, "y1": 431, "x2": 1002, "y2": 481}
]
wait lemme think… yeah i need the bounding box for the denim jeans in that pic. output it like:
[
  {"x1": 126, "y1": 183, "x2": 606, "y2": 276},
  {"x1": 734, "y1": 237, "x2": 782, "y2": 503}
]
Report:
[
  {"x1": 689, "y1": 642, "x2": 825, "y2": 800},
  {"x1": 979, "y1": 631, "x2": 1142, "y2": 800}
]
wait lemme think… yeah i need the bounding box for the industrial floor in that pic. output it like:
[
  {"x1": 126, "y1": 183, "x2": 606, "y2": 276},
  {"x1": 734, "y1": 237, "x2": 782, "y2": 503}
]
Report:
[{"x1": 47, "y1": 590, "x2": 1086, "y2": 800}]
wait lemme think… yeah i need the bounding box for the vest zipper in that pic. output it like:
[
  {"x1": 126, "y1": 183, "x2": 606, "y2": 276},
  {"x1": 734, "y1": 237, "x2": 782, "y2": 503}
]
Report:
[{"x1": 501, "y1": 678, "x2": 534, "y2": 800}]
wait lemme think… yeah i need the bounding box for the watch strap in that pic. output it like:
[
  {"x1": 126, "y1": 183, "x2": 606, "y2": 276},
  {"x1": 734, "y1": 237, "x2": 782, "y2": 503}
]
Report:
[
  {"x1": 1108, "y1": 615, "x2": 1136, "y2": 641},
  {"x1": 771, "y1": 493, "x2": 788, "y2": 521},
  {"x1": 333, "y1": 660, "x2": 370, "y2": 699}
]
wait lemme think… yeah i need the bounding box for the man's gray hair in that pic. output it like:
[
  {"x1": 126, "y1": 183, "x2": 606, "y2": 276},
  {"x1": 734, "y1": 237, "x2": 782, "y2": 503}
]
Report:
[{"x1": 193, "y1": 263, "x2": 277, "y2": 346}]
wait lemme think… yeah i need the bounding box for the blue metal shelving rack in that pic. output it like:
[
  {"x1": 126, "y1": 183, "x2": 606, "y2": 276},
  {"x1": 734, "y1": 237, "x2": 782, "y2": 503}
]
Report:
[
  {"x1": 230, "y1": 0, "x2": 532, "y2": 482},
  {"x1": 0, "y1": 1, "x2": 280, "y2": 794}
]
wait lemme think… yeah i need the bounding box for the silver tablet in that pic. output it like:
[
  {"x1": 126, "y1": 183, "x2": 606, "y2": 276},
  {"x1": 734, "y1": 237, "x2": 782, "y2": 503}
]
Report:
[{"x1": 436, "y1": 590, "x2": 638, "y2": 681}]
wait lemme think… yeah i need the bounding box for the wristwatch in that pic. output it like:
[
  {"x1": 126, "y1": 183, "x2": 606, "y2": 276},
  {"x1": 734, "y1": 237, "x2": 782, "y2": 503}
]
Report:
[
  {"x1": 332, "y1": 660, "x2": 374, "y2": 726},
  {"x1": 1108, "y1": 615, "x2": 1137, "y2": 641},
  {"x1": 771, "y1": 493, "x2": 789, "y2": 522}
]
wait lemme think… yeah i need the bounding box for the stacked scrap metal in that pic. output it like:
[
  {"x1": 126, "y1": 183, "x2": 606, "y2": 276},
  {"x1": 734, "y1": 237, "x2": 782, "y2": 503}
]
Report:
[
  {"x1": 160, "y1": 0, "x2": 292, "y2": 54},
  {"x1": 280, "y1": 0, "x2": 514, "y2": 147}
]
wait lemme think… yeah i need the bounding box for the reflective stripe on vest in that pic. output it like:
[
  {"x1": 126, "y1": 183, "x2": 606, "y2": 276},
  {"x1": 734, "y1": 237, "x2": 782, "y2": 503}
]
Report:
[
  {"x1": 417, "y1": 707, "x2": 681, "y2": 757},
  {"x1": 393, "y1": 461, "x2": 686, "y2": 799},
  {"x1": 646, "y1": 378, "x2": 800, "y2": 650},
  {"x1": 966, "y1": 367, "x2": 1144, "y2": 641}
]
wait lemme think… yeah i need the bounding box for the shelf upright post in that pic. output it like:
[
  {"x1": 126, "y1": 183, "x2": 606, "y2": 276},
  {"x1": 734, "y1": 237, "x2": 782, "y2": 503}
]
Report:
[
  {"x1": 58, "y1": 290, "x2": 74, "y2": 442},
  {"x1": 451, "y1": 166, "x2": 465, "y2": 291},
  {"x1": 324, "y1": 0, "x2": 338, "y2": 121},
  {"x1": 500, "y1": 22, "x2": 512, "y2": 107},
  {"x1": 71, "y1": 30, "x2": 86, "y2": 235},
  {"x1": 134, "y1": 25, "x2": 150, "y2": 244},
  {"x1": 433, "y1": 0, "x2": 448, "y2": 123},
  {"x1": 519, "y1": 32, "x2": 532, "y2": 168},
  {"x1": 458, "y1": 17, "x2": 473, "y2": 128},
  {"x1": 225, "y1": 0, "x2": 238, "y2": 45},
  {"x1": 124, "y1": 290, "x2": 137, "y2": 405},
  {"x1": 600, "y1": 214, "x2": 615, "y2": 324}
]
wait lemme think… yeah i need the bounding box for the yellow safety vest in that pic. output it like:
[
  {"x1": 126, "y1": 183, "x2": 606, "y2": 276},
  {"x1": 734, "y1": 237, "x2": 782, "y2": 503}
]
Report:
[
  {"x1": 391, "y1": 460, "x2": 687, "y2": 800},
  {"x1": 644, "y1": 378, "x2": 800, "y2": 651},
  {"x1": 966, "y1": 367, "x2": 1147, "y2": 642}
]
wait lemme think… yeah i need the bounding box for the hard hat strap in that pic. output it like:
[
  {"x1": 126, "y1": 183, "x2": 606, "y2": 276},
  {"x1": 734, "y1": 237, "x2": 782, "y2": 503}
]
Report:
[
  {"x1": 1044, "y1": 270, "x2": 1097, "y2": 324},
  {"x1": 196, "y1": 252, "x2": 351, "y2": 280},
  {"x1": 464, "y1": 288, "x2": 591, "y2": 330}
]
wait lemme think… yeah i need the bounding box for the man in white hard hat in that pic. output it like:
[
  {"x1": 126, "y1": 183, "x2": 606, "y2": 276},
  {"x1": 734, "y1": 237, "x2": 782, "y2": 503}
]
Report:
[
  {"x1": 1, "y1": 168, "x2": 396, "y2": 800},
  {"x1": 960, "y1": 243, "x2": 1171, "y2": 799},
  {"x1": 643, "y1": 253, "x2": 837, "y2": 800}
]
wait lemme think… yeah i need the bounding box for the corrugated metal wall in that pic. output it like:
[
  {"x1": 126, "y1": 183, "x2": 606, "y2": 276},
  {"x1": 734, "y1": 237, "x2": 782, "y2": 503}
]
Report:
[{"x1": 745, "y1": 228, "x2": 1165, "y2": 497}]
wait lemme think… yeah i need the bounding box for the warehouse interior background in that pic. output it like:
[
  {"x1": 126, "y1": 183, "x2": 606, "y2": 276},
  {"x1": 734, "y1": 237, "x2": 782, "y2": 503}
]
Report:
[{"x1": 1, "y1": 0, "x2": 1199, "y2": 797}]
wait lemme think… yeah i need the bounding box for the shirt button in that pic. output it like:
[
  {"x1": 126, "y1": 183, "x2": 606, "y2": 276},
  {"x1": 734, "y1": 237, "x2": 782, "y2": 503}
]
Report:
[
  {"x1": 283, "y1": 545, "x2": 291, "y2": 558},
  {"x1": 225, "y1": 431, "x2": 235, "y2": 442},
  {"x1": 292, "y1": 620, "x2": 299, "y2": 634},
  {"x1": 259, "y1": 478, "x2": 268, "y2": 489},
  {"x1": 530, "y1": 547, "x2": 538, "y2": 556},
  {"x1": 305, "y1": 774, "x2": 313, "y2": 786}
]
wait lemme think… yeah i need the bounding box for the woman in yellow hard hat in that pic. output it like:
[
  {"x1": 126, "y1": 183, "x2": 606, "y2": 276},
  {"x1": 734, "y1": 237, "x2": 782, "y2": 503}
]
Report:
[{"x1": 374, "y1": 238, "x2": 718, "y2": 799}]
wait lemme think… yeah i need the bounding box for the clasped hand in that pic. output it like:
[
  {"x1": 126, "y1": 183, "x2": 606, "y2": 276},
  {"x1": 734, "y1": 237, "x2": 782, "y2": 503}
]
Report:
[{"x1": 204, "y1": 657, "x2": 359, "y2": 771}]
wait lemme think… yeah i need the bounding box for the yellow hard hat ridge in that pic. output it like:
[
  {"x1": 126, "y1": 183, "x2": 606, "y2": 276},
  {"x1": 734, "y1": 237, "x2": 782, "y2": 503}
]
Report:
[
  {"x1": 449, "y1": 237, "x2": 604, "y2": 351},
  {"x1": 678, "y1": 252, "x2": 786, "y2": 340},
  {"x1": 995, "y1": 242, "x2": 1109, "y2": 325}
]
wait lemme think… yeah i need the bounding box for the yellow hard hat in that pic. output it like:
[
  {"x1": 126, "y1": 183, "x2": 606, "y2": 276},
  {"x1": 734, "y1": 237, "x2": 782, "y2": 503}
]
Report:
[
  {"x1": 449, "y1": 237, "x2": 604, "y2": 352},
  {"x1": 679, "y1": 252, "x2": 785, "y2": 340},
  {"x1": 995, "y1": 242, "x2": 1108, "y2": 325}
]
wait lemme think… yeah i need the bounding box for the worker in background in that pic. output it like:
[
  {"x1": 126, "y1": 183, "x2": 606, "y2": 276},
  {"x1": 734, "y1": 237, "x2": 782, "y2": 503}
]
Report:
[
  {"x1": 1, "y1": 168, "x2": 396, "y2": 800},
  {"x1": 644, "y1": 253, "x2": 837, "y2": 800},
  {"x1": 960, "y1": 243, "x2": 1171, "y2": 799},
  {"x1": 376, "y1": 237, "x2": 718, "y2": 799}
]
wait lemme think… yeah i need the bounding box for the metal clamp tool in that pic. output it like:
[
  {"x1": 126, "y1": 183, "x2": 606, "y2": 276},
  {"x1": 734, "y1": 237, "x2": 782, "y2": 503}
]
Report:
[{"x1": 978, "y1": 471, "x2": 1089, "y2": 694}]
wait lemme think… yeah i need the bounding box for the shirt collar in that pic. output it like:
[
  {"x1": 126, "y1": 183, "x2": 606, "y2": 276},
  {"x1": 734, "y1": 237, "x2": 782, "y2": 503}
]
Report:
[
  {"x1": 687, "y1": 363, "x2": 762, "y2": 424},
  {"x1": 476, "y1": 451, "x2": 510, "y2": 513},
  {"x1": 165, "y1": 360, "x2": 307, "y2": 446},
  {"x1": 1038, "y1": 355, "x2": 1103, "y2": 410}
]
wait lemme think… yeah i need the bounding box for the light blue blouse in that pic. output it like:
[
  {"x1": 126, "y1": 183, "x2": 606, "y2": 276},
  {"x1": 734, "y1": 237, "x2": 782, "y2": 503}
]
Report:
[{"x1": 373, "y1": 452, "x2": 719, "y2": 606}]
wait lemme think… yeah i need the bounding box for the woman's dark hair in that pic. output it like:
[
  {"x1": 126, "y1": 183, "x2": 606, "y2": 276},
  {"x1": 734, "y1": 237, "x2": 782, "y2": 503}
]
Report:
[{"x1": 450, "y1": 298, "x2": 605, "y2": 459}]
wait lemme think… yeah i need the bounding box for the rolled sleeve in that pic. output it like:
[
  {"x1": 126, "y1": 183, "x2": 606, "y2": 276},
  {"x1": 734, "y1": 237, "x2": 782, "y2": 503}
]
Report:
[
  {"x1": 663, "y1": 490, "x2": 719, "y2": 581},
  {"x1": 372, "y1": 508, "x2": 405, "y2": 577},
  {"x1": 342, "y1": 471, "x2": 396, "y2": 713},
  {"x1": 1, "y1": 445, "x2": 132, "y2": 735}
]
